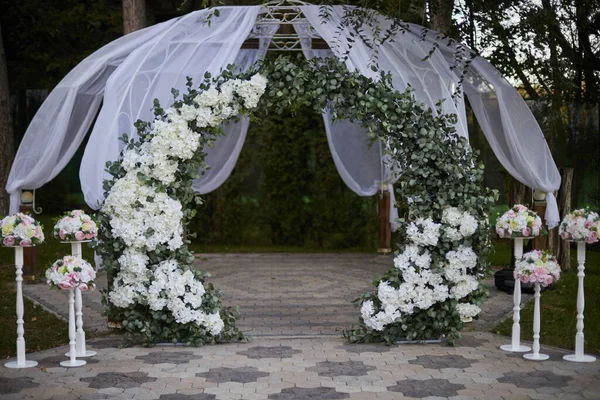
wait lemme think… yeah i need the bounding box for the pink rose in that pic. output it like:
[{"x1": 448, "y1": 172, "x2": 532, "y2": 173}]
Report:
[
  {"x1": 74, "y1": 231, "x2": 85, "y2": 241},
  {"x1": 84, "y1": 233, "x2": 94, "y2": 240},
  {"x1": 59, "y1": 229, "x2": 67, "y2": 240},
  {"x1": 78, "y1": 283, "x2": 88, "y2": 291},
  {"x1": 496, "y1": 228, "x2": 505, "y2": 237},
  {"x1": 19, "y1": 239, "x2": 32, "y2": 247},
  {"x1": 72, "y1": 210, "x2": 83, "y2": 217},
  {"x1": 3, "y1": 236, "x2": 14, "y2": 246},
  {"x1": 533, "y1": 227, "x2": 540, "y2": 236},
  {"x1": 519, "y1": 275, "x2": 529, "y2": 283},
  {"x1": 586, "y1": 231, "x2": 598, "y2": 244},
  {"x1": 560, "y1": 231, "x2": 569, "y2": 240},
  {"x1": 58, "y1": 281, "x2": 73, "y2": 290},
  {"x1": 544, "y1": 275, "x2": 554, "y2": 286},
  {"x1": 522, "y1": 227, "x2": 531, "y2": 237}
]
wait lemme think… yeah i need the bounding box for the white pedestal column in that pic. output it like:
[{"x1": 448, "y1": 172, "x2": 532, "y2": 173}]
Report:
[
  {"x1": 61, "y1": 288, "x2": 86, "y2": 367},
  {"x1": 563, "y1": 241, "x2": 596, "y2": 363},
  {"x1": 65, "y1": 241, "x2": 96, "y2": 358},
  {"x1": 524, "y1": 283, "x2": 549, "y2": 360},
  {"x1": 5, "y1": 246, "x2": 38, "y2": 369},
  {"x1": 500, "y1": 237, "x2": 531, "y2": 352}
]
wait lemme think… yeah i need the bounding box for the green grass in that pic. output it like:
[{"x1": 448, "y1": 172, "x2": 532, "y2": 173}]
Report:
[{"x1": 493, "y1": 244, "x2": 600, "y2": 354}]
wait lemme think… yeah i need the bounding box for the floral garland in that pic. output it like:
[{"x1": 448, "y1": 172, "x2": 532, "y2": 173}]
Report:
[
  {"x1": 559, "y1": 209, "x2": 600, "y2": 243},
  {"x1": 360, "y1": 207, "x2": 482, "y2": 332},
  {"x1": 0, "y1": 213, "x2": 45, "y2": 247},
  {"x1": 495, "y1": 204, "x2": 543, "y2": 238},
  {"x1": 54, "y1": 210, "x2": 98, "y2": 241},
  {"x1": 46, "y1": 256, "x2": 96, "y2": 291},
  {"x1": 96, "y1": 67, "x2": 267, "y2": 345},
  {"x1": 515, "y1": 250, "x2": 560, "y2": 287}
]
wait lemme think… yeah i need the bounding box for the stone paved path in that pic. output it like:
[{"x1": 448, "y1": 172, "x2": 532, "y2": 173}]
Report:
[
  {"x1": 6, "y1": 253, "x2": 595, "y2": 400},
  {"x1": 1, "y1": 333, "x2": 599, "y2": 399},
  {"x1": 21, "y1": 253, "x2": 519, "y2": 337}
]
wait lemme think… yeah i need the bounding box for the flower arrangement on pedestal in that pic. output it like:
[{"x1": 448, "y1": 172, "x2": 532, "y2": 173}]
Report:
[
  {"x1": 54, "y1": 210, "x2": 98, "y2": 242},
  {"x1": 514, "y1": 250, "x2": 561, "y2": 287},
  {"x1": 559, "y1": 209, "x2": 600, "y2": 243},
  {"x1": 495, "y1": 204, "x2": 544, "y2": 238},
  {"x1": 46, "y1": 256, "x2": 96, "y2": 291},
  {"x1": 0, "y1": 213, "x2": 45, "y2": 247}
]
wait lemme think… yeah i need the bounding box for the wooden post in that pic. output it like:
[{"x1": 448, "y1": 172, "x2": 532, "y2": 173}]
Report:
[
  {"x1": 377, "y1": 186, "x2": 391, "y2": 254},
  {"x1": 532, "y1": 192, "x2": 548, "y2": 251},
  {"x1": 18, "y1": 203, "x2": 36, "y2": 282},
  {"x1": 559, "y1": 168, "x2": 574, "y2": 271}
]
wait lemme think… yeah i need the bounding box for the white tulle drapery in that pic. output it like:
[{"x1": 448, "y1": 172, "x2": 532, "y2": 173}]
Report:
[{"x1": 6, "y1": 5, "x2": 561, "y2": 228}]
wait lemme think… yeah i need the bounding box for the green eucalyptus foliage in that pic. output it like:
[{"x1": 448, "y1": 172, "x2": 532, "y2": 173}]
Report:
[{"x1": 257, "y1": 55, "x2": 497, "y2": 343}]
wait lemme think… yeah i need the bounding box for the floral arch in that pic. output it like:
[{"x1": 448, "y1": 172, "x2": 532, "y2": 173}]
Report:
[
  {"x1": 95, "y1": 54, "x2": 496, "y2": 345},
  {"x1": 6, "y1": 2, "x2": 561, "y2": 345}
]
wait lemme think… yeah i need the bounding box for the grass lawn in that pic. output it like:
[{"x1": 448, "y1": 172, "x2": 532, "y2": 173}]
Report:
[{"x1": 493, "y1": 242, "x2": 600, "y2": 355}]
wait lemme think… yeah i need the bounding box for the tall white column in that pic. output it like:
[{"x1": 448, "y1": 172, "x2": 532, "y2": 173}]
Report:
[
  {"x1": 65, "y1": 241, "x2": 96, "y2": 358},
  {"x1": 500, "y1": 237, "x2": 531, "y2": 352},
  {"x1": 563, "y1": 241, "x2": 596, "y2": 362},
  {"x1": 5, "y1": 246, "x2": 38, "y2": 368},
  {"x1": 524, "y1": 283, "x2": 549, "y2": 360},
  {"x1": 60, "y1": 288, "x2": 86, "y2": 367}
]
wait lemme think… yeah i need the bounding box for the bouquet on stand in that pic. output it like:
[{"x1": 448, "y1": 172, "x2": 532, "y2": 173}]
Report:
[
  {"x1": 495, "y1": 204, "x2": 544, "y2": 238},
  {"x1": 46, "y1": 256, "x2": 96, "y2": 291},
  {"x1": 53, "y1": 210, "x2": 98, "y2": 242},
  {"x1": 559, "y1": 209, "x2": 600, "y2": 243},
  {"x1": 1, "y1": 212, "x2": 45, "y2": 246}
]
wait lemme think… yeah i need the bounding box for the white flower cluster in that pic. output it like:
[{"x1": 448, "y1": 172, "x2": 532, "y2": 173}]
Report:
[
  {"x1": 103, "y1": 173, "x2": 184, "y2": 251},
  {"x1": 456, "y1": 303, "x2": 481, "y2": 321},
  {"x1": 110, "y1": 259, "x2": 223, "y2": 334},
  {"x1": 442, "y1": 207, "x2": 478, "y2": 242},
  {"x1": 406, "y1": 217, "x2": 441, "y2": 247},
  {"x1": 444, "y1": 246, "x2": 479, "y2": 300},
  {"x1": 361, "y1": 207, "x2": 483, "y2": 331},
  {"x1": 104, "y1": 73, "x2": 267, "y2": 337}
]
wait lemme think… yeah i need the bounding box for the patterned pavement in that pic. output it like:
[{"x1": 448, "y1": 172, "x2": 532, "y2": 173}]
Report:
[{"x1": 3, "y1": 253, "x2": 597, "y2": 399}]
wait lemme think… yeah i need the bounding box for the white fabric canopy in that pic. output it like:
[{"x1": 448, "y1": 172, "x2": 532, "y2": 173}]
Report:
[{"x1": 7, "y1": 5, "x2": 561, "y2": 228}]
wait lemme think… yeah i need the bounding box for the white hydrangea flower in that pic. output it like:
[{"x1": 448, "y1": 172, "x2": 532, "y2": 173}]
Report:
[{"x1": 406, "y1": 218, "x2": 441, "y2": 247}]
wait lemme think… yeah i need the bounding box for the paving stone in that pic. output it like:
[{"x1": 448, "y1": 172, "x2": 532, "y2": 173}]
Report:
[
  {"x1": 237, "y1": 346, "x2": 302, "y2": 359},
  {"x1": 196, "y1": 367, "x2": 270, "y2": 383},
  {"x1": 159, "y1": 394, "x2": 216, "y2": 400},
  {"x1": 268, "y1": 386, "x2": 350, "y2": 399},
  {"x1": 307, "y1": 360, "x2": 376, "y2": 377},
  {"x1": 81, "y1": 372, "x2": 157, "y2": 389},
  {"x1": 498, "y1": 370, "x2": 573, "y2": 389},
  {"x1": 0, "y1": 376, "x2": 39, "y2": 395},
  {"x1": 387, "y1": 378, "x2": 466, "y2": 397},
  {"x1": 87, "y1": 337, "x2": 124, "y2": 349},
  {"x1": 135, "y1": 351, "x2": 198, "y2": 365},
  {"x1": 445, "y1": 336, "x2": 490, "y2": 348},
  {"x1": 36, "y1": 353, "x2": 100, "y2": 368},
  {"x1": 409, "y1": 354, "x2": 475, "y2": 369},
  {"x1": 337, "y1": 343, "x2": 392, "y2": 354}
]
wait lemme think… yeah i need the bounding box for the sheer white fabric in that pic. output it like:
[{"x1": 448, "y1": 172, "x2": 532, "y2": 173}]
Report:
[
  {"x1": 80, "y1": 7, "x2": 261, "y2": 208},
  {"x1": 6, "y1": 20, "x2": 178, "y2": 213},
  {"x1": 6, "y1": 5, "x2": 561, "y2": 228}
]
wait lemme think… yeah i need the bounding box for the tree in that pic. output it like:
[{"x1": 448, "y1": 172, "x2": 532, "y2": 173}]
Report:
[
  {"x1": 123, "y1": 0, "x2": 146, "y2": 33},
  {"x1": 0, "y1": 22, "x2": 13, "y2": 215}
]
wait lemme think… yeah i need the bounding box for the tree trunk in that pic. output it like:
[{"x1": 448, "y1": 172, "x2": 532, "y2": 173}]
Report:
[
  {"x1": 558, "y1": 168, "x2": 574, "y2": 271},
  {"x1": 0, "y1": 22, "x2": 14, "y2": 216},
  {"x1": 429, "y1": 0, "x2": 455, "y2": 35},
  {"x1": 123, "y1": 0, "x2": 146, "y2": 34}
]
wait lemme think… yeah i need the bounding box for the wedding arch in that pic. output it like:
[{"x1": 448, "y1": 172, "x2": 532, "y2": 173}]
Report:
[{"x1": 5, "y1": 1, "x2": 562, "y2": 344}]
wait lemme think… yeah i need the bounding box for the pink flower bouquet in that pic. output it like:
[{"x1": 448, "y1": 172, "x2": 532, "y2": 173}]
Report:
[
  {"x1": 45, "y1": 256, "x2": 96, "y2": 291},
  {"x1": 495, "y1": 204, "x2": 544, "y2": 239},
  {"x1": 558, "y1": 209, "x2": 600, "y2": 244},
  {"x1": 514, "y1": 250, "x2": 561, "y2": 288},
  {"x1": 53, "y1": 210, "x2": 98, "y2": 242},
  {"x1": 0, "y1": 212, "x2": 45, "y2": 247}
]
